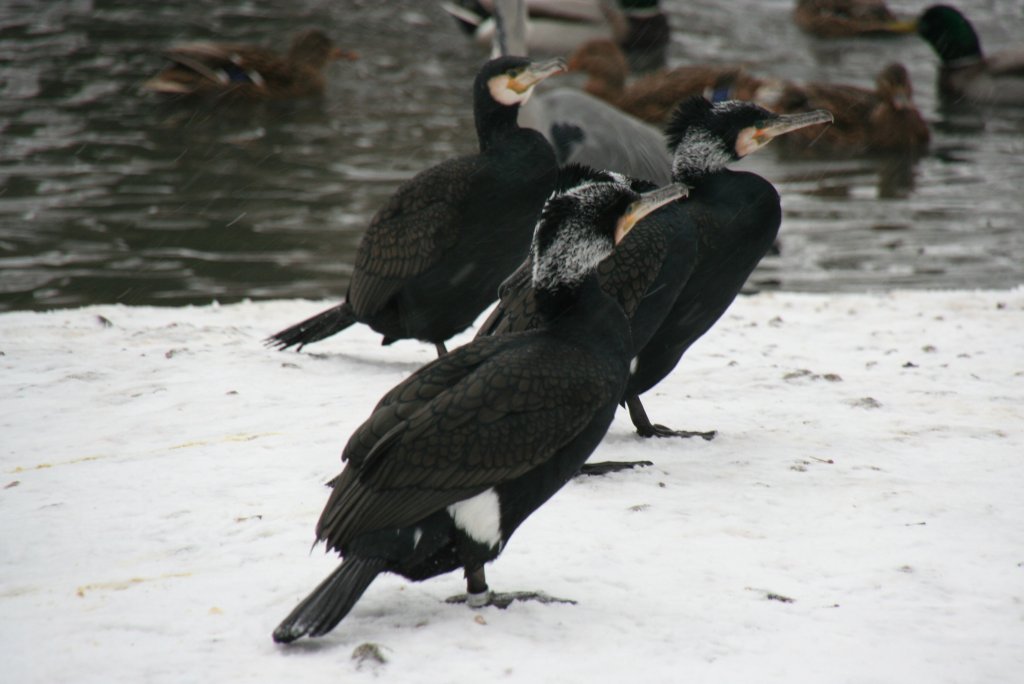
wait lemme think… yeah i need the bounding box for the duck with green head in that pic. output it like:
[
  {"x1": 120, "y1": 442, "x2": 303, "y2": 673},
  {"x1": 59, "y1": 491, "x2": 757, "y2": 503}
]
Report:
[{"x1": 916, "y1": 4, "x2": 1024, "y2": 105}]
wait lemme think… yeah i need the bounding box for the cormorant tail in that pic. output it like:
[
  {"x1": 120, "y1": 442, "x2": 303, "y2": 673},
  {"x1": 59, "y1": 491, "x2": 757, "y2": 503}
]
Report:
[
  {"x1": 265, "y1": 302, "x2": 357, "y2": 351},
  {"x1": 273, "y1": 557, "x2": 387, "y2": 643}
]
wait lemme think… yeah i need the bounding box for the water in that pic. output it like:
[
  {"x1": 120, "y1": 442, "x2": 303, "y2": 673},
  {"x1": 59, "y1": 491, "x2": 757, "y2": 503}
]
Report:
[{"x1": 1, "y1": 0, "x2": 1022, "y2": 312}]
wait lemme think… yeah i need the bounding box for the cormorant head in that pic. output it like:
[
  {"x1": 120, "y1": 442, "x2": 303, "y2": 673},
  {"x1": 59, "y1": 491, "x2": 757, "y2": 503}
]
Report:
[
  {"x1": 666, "y1": 97, "x2": 833, "y2": 179},
  {"x1": 287, "y1": 30, "x2": 356, "y2": 67},
  {"x1": 479, "y1": 55, "x2": 566, "y2": 107},
  {"x1": 554, "y1": 162, "x2": 656, "y2": 196},
  {"x1": 876, "y1": 63, "x2": 916, "y2": 110},
  {"x1": 531, "y1": 179, "x2": 688, "y2": 294},
  {"x1": 917, "y1": 5, "x2": 983, "y2": 63}
]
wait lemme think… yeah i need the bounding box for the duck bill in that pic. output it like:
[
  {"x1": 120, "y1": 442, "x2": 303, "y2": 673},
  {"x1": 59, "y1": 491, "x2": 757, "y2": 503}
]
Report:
[
  {"x1": 883, "y1": 18, "x2": 918, "y2": 34},
  {"x1": 738, "y1": 109, "x2": 834, "y2": 156},
  {"x1": 615, "y1": 183, "x2": 689, "y2": 244},
  {"x1": 510, "y1": 57, "x2": 567, "y2": 93}
]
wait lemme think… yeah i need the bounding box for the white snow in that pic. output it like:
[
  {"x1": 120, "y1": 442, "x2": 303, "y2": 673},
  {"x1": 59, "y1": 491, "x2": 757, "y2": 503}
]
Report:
[{"x1": 2, "y1": 289, "x2": 1023, "y2": 683}]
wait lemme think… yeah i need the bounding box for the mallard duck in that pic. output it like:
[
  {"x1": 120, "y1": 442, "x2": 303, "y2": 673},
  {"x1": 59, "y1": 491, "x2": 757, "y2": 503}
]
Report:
[
  {"x1": 444, "y1": 0, "x2": 669, "y2": 72},
  {"x1": 568, "y1": 38, "x2": 766, "y2": 125},
  {"x1": 916, "y1": 4, "x2": 1024, "y2": 105},
  {"x1": 793, "y1": 0, "x2": 916, "y2": 38},
  {"x1": 143, "y1": 29, "x2": 356, "y2": 101},
  {"x1": 769, "y1": 63, "x2": 929, "y2": 155}
]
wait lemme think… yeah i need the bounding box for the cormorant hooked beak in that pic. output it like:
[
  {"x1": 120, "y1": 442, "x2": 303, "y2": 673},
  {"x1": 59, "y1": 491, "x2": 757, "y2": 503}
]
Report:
[
  {"x1": 615, "y1": 183, "x2": 689, "y2": 244},
  {"x1": 736, "y1": 109, "x2": 834, "y2": 157},
  {"x1": 509, "y1": 57, "x2": 567, "y2": 94}
]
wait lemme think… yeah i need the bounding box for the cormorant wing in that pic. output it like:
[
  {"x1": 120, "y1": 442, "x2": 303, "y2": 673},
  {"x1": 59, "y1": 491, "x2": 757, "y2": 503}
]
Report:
[
  {"x1": 475, "y1": 258, "x2": 536, "y2": 336},
  {"x1": 316, "y1": 334, "x2": 618, "y2": 548},
  {"x1": 345, "y1": 157, "x2": 482, "y2": 316}
]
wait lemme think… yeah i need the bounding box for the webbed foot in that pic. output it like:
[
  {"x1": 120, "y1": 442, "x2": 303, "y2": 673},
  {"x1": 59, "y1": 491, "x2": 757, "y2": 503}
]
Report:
[
  {"x1": 627, "y1": 395, "x2": 716, "y2": 440},
  {"x1": 445, "y1": 590, "x2": 576, "y2": 608},
  {"x1": 637, "y1": 424, "x2": 717, "y2": 440},
  {"x1": 578, "y1": 460, "x2": 654, "y2": 476}
]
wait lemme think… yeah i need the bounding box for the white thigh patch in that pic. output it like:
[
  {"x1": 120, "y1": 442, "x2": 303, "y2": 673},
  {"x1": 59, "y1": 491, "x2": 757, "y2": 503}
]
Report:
[{"x1": 447, "y1": 488, "x2": 502, "y2": 550}]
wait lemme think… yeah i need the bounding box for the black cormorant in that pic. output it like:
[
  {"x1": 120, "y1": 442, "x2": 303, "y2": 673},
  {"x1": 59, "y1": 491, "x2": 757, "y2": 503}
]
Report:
[
  {"x1": 272, "y1": 178, "x2": 688, "y2": 643},
  {"x1": 266, "y1": 56, "x2": 565, "y2": 356},
  {"x1": 624, "y1": 97, "x2": 832, "y2": 437},
  {"x1": 479, "y1": 97, "x2": 832, "y2": 439}
]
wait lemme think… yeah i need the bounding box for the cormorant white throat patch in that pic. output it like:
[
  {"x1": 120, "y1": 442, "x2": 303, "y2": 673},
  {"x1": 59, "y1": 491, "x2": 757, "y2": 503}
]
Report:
[
  {"x1": 671, "y1": 128, "x2": 734, "y2": 180},
  {"x1": 531, "y1": 181, "x2": 626, "y2": 291},
  {"x1": 488, "y1": 75, "x2": 533, "y2": 107},
  {"x1": 447, "y1": 488, "x2": 502, "y2": 550}
]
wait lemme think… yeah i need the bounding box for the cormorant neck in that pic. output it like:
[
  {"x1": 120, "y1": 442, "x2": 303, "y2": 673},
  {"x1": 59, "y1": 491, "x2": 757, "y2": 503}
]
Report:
[
  {"x1": 535, "y1": 280, "x2": 583, "y2": 318},
  {"x1": 536, "y1": 270, "x2": 617, "y2": 322},
  {"x1": 671, "y1": 129, "x2": 734, "y2": 184},
  {"x1": 475, "y1": 100, "x2": 522, "y2": 152}
]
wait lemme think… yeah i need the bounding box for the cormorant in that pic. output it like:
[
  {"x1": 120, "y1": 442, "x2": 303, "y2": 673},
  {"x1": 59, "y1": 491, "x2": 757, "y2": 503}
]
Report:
[
  {"x1": 142, "y1": 29, "x2": 356, "y2": 101},
  {"x1": 623, "y1": 98, "x2": 831, "y2": 437},
  {"x1": 916, "y1": 4, "x2": 1024, "y2": 106},
  {"x1": 272, "y1": 177, "x2": 688, "y2": 643},
  {"x1": 479, "y1": 97, "x2": 832, "y2": 439},
  {"x1": 266, "y1": 56, "x2": 565, "y2": 356}
]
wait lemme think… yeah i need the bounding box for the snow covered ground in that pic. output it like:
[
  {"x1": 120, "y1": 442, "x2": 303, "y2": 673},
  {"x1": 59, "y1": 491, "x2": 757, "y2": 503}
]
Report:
[{"x1": 2, "y1": 289, "x2": 1023, "y2": 683}]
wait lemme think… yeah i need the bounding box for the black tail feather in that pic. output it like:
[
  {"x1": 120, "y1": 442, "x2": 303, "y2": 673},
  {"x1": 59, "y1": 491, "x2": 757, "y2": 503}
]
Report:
[
  {"x1": 273, "y1": 557, "x2": 387, "y2": 643},
  {"x1": 265, "y1": 302, "x2": 357, "y2": 351}
]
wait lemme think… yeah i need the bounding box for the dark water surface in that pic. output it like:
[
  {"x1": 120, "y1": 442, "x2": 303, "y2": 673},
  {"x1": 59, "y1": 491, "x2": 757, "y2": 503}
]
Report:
[{"x1": 1, "y1": 0, "x2": 1022, "y2": 312}]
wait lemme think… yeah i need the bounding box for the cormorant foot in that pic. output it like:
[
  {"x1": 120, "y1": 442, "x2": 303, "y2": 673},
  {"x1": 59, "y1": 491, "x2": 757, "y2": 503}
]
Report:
[
  {"x1": 578, "y1": 460, "x2": 654, "y2": 476},
  {"x1": 637, "y1": 424, "x2": 717, "y2": 440},
  {"x1": 625, "y1": 396, "x2": 716, "y2": 441},
  {"x1": 445, "y1": 591, "x2": 576, "y2": 609}
]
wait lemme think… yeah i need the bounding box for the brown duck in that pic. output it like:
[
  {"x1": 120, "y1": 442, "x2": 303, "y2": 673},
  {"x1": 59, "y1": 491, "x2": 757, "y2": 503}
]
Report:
[
  {"x1": 793, "y1": 0, "x2": 916, "y2": 38},
  {"x1": 568, "y1": 38, "x2": 765, "y2": 125},
  {"x1": 769, "y1": 63, "x2": 929, "y2": 155},
  {"x1": 143, "y1": 29, "x2": 356, "y2": 101}
]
